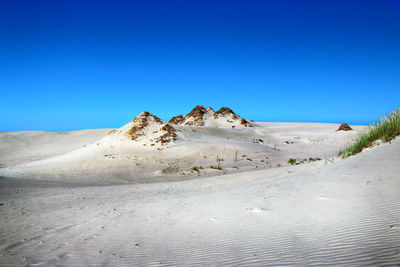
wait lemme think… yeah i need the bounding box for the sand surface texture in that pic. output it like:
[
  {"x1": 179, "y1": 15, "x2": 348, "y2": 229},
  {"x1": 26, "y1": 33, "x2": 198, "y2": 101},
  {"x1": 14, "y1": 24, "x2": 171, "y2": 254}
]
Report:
[{"x1": 1, "y1": 123, "x2": 399, "y2": 266}]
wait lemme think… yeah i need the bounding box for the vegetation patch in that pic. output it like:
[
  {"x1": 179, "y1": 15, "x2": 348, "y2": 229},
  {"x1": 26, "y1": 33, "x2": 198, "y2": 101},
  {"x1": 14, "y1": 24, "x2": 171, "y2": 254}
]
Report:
[
  {"x1": 288, "y1": 157, "x2": 321, "y2": 165},
  {"x1": 337, "y1": 123, "x2": 353, "y2": 131},
  {"x1": 210, "y1": 165, "x2": 222, "y2": 170},
  {"x1": 108, "y1": 129, "x2": 117, "y2": 135},
  {"x1": 190, "y1": 166, "x2": 203, "y2": 173},
  {"x1": 161, "y1": 165, "x2": 180, "y2": 174},
  {"x1": 339, "y1": 107, "x2": 400, "y2": 157}
]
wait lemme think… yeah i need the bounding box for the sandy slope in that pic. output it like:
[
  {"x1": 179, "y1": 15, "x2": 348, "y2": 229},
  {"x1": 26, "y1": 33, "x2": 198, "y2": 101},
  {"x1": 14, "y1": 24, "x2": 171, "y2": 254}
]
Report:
[
  {"x1": 0, "y1": 123, "x2": 364, "y2": 183},
  {"x1": 0, "y1": 129, "x2": 110, "y2": 167},
  {"x1": 0, "y1": 135, "x2": 399, "y2": 266}
]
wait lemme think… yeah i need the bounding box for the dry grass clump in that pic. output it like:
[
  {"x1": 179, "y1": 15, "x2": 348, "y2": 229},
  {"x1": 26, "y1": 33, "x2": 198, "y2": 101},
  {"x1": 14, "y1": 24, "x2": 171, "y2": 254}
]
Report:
[
  {"x1": 108, "y1": 129, "x2": 117, "y2": 135},
  {"x1": 340, "y1": 107, "x2": 400, "y2": 157},
  {"x1": 126, "y1": 112, "x2": 177, "y2": 145},
  {"x1": 155, "y1": 124, "x2": 177, "y2": 145},
  {"x1": 168, "y1": 105, "x2": 253, "y2": 127},
  {"x1": 214, "y1": 107, "x2": 239, "y2": 119},
  {"x1": 184, "y1": 105, "x2": 207, "y2": 126},
  {"x1": 337, "y1": 123, "x2": 353, "y2": 131},
  {"x1": 160, "y1": 165, "x2": 180, "y2": 174},
  {"x1": 169, "y1": 115, "x2": 185, "y2": 124},
  {"x1": 240, "y1": 118, "x2": 253, "y2": 127}
]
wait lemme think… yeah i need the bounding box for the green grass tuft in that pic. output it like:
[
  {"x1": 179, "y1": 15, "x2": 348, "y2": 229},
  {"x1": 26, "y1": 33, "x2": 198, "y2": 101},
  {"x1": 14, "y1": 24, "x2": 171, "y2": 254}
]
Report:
[
  {"x1": 190, "y1": 166, "x2": 202, "y2": 173},
  {"x1": 339, "y1": 107, "x2": 400, "y2": 157},
  {"x1": 210, "y1": 165, "x2": 222, "y2": 170}
]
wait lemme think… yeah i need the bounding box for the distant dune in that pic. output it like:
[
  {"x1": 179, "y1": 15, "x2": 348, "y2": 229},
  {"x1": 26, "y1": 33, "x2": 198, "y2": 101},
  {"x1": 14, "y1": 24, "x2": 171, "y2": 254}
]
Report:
[{"x1": 0, "y1": 106, "x2": 364, "y2": 183}]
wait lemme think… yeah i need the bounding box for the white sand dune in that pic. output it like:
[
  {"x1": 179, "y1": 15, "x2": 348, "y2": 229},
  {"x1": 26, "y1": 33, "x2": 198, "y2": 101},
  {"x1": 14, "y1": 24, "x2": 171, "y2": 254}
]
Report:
[
  {"x1": 1, "y1": 122, "x2": 399, "y2": 266},
  {"x1": 0, "y1": 122, "x2": 363, "y2": 183},
  {"x1": 0, "y1": 129, "x2": 110, "y2": 167}
]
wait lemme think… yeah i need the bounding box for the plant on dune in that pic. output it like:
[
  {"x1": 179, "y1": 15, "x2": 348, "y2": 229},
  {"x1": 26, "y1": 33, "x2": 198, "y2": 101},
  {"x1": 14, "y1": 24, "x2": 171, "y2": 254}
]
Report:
[
  {"x1": 210, "y1": 165, "x2": 222, "y2": 170},
  {"x1": 288, "y1": 158, "x2": 321, "y2": 165},
  {"x1": 190, "y1": 166, "x2": 203, "y2": 173},
  {"x1": 161, "y1": 165, "x2": 180, "y2": 174},
  {"x1": 339, "y1": 107, "x2": 400, "y2": 157},
  {"x1": 253, "y1": 138, "x2": 264, "y2": 143}
]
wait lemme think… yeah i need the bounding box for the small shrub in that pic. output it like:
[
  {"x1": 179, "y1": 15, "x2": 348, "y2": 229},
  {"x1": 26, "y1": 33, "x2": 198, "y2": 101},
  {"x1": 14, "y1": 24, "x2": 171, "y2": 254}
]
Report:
[
  {"x1": 108, "y1": 129, "x2": 117, "y2": 135},
  {"x1": 161, "y1": 165, "x2": 180, "y2": 174},
  {"x1": 247, "y1": 158, "x2": 253, "y2": 161},
  {"x1": 210, "y1": 165, "x2": 222, "y2": 170},
  {"x1": 190, "y1": 166, "x2": 202, "y2": 173},
  {"x1": 288, "y1": 157, "x2": 321, "y2": 165},
  {"x1": 193, "y1": 166, "x2": 199, "y2": 171}
]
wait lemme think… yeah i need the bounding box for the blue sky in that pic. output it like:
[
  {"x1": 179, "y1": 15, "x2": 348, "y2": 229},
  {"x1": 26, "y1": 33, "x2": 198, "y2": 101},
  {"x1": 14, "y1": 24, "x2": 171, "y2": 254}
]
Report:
[{"x1": 1, "y1": 0, "x2": 399, "y2": 131}]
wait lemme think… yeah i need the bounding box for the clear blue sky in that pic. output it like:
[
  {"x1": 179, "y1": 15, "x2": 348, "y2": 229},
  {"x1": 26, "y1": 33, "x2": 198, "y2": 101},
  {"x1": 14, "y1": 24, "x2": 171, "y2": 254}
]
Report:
[{"x1": 1, "y1": 0, "x2": 399, "y2": 131}]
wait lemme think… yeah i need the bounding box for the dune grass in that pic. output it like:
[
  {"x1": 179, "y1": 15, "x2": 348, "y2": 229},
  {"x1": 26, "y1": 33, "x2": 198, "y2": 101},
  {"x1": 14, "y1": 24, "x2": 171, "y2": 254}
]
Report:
[{"x1": 340, "y1": 107, "x2": 400, "y2": 157}]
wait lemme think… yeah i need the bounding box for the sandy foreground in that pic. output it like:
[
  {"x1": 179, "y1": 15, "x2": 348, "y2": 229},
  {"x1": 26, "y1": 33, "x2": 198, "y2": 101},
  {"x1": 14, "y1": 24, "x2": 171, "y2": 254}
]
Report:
[{"x1": 0, "y1": 123, "x2": 399, "y2": 266}]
